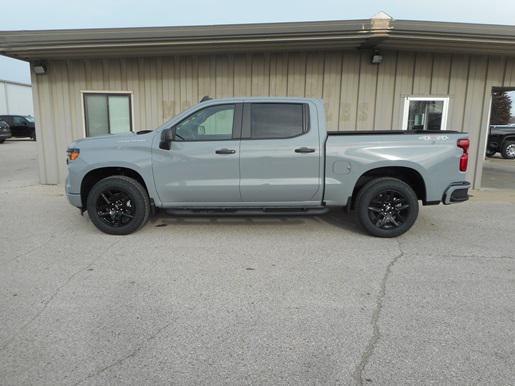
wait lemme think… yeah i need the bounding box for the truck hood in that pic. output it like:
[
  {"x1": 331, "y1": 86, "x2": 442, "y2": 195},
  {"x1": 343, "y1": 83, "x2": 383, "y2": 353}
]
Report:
[{"x1": 70, "y1": 131, "x2": 153, "y2": 148}]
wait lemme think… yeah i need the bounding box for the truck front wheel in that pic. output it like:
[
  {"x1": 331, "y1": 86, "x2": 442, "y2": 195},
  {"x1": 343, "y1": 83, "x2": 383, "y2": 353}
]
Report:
[
  {"x1": 355, "y1": 177, "x2": 419, "y2": 238},
  {"x1": 485, "y1": 148, "x2": 496, "y2": 157},
  {"x1": 86, "y1": 176, "x2": 150, "y2": 235}
]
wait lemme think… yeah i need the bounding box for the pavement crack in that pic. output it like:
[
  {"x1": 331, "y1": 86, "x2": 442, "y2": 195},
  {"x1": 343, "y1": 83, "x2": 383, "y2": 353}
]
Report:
[
  {"x1": 418, "y1": 253, "x2": 513, "y2": 260},
  {"x1": 351, "y1": 239, "x2": 404, "y2": 385},
  {"x1": 72, "y1": 320, "x2": 174, "y2": 386},
  {"x1": 0, "y1": 239, "x2": 122, "y2": 352}
]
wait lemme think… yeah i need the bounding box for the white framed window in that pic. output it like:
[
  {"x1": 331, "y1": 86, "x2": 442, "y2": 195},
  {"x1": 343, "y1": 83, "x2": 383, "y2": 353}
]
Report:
[
  {"x1": 81, "y1": 91, "x2": 133, "y2": 137},
  {"x1": 402, "y1": 97, "x2": 449, "y2": 131}
]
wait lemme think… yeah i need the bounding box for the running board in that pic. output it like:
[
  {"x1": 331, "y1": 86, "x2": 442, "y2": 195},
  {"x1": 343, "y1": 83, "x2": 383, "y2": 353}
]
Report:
[{"x1": 164, "y1": 207, "x2": 329, "y2": 216}]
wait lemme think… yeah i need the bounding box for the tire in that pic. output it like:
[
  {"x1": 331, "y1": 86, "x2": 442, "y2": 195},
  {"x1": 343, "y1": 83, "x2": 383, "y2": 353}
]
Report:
[
  {"x1": 355, "y1": 177, "x2": 419, "y2": 238},
  {"x1": 86, "y1": 175, "x2": 150, "y2": 235},
  {"x1": 31, "y1": 130, "x2": 36, "y2": 141},
  {"x1": 0, "y1": 139, "x2": 5, "y2": 144},
  {"x1": 485, "y1": 148, "x2": 496, "y2": 157},
  {"x1": 500, "y1": 141, "x2": 515, "y2": 159}
]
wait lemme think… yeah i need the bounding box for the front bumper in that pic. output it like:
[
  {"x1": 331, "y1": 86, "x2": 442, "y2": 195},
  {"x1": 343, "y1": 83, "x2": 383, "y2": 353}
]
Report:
[
  {"x1": 443, "y1": 182, "x2": 470, "y2": 205},
  {"x1": 65, "y1": 174, "x2": 82, "y2": 208},
  {"x1": 66, "y1": 192, "x2": 82, "y2": 208},
  {"x1": 0, "y1": 133, "x2": 11, "y2": 140}
]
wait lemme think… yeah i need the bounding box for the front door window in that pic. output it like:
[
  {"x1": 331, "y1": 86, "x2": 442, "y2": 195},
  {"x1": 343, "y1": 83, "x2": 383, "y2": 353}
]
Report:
[{"x1": 175, "y1": 104, "x2": 235, "y2": 141}]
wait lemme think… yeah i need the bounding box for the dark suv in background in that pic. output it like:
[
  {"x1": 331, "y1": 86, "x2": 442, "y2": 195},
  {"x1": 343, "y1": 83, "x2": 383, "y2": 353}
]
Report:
[
  {"x1": 0, "y1": 115, "x2": 36, "y2": 141},
  {"x1": 0, "y1": 120, "x2": 11, "y2": 143},
  {"x1": 487, "y1": 125, "x2": 515, "y2": 159}
]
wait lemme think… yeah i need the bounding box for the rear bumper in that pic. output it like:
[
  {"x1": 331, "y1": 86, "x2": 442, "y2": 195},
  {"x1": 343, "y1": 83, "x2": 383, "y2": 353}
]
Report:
[{"x1": 443, "y1": 181, "x2": 470, "y2": 205}]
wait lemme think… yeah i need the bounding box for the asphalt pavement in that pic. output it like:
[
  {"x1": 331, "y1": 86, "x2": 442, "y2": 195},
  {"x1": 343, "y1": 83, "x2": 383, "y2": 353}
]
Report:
[
  {"x1": 482, "y1": 155, "x2": 515, "y2": 190},
  {"x1": 0, "y1": 140, "x2": 514, "y2": 385}
]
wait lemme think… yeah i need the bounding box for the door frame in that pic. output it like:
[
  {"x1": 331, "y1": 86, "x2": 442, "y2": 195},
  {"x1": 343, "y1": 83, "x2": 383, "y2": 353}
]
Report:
[
  {"x1": 477, "y1": 87, "x2": 515, "y2": 189},
  {"x1": 152, "y1": 102, "x2": 243, "y2": 206},
  {"x1": 237, "y1": 101, "x2": 322, "y2": 205}
]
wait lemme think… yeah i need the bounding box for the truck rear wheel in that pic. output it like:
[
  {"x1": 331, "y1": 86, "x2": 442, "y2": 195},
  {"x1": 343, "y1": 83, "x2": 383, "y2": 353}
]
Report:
[
  {"x1": 355, "y1": 177, "x2": 419, "y2": 238},
  {"x1": 86, "y1": 176, "x2": 150, "y2": 235}
]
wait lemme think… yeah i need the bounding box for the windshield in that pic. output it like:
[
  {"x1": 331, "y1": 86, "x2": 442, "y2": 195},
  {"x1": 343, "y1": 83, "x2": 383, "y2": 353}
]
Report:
[{"x1": 25, "y1": 116, "x2": 35, "y2": 123}]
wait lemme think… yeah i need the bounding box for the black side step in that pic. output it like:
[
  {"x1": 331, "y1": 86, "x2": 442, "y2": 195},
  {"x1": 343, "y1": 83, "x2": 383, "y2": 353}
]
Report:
[{"x1": 164, "y1": 207, "x2": 329, "y2": 216}]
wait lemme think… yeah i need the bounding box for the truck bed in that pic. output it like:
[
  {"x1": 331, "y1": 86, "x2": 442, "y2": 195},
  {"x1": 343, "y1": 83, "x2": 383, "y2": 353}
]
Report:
[
  {"x1": 323, "y1": 130, "x2": 469, "y2": 206},
  {"x1": 327, "y1": 130, "x2": 461, "y2": 135}
]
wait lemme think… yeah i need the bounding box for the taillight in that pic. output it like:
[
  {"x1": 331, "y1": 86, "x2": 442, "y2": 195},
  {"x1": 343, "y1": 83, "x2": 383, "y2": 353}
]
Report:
[{"x1": 457, "y1": 138, "x2": 469, "y2": 172}]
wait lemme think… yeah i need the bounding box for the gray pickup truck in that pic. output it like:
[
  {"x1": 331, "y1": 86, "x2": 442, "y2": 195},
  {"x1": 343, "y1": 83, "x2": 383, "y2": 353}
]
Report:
[{"x1": 66, "y1": 97, "x2": 470, "y2": 237}]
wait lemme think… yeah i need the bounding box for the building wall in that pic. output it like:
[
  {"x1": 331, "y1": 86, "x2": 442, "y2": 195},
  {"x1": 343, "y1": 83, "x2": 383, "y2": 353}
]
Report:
[
  {"x1": 0, "y1": 80, "x2": 33, "y2": 116},
  {"x1": 31, "y1": 50, "x2": 515, "y2": 187}
]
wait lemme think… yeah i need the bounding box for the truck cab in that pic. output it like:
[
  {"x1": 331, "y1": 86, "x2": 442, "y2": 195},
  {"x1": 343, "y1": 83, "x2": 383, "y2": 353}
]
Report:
[{"x1": 153, "y1": 98, "x2": 323, "y2": 207}]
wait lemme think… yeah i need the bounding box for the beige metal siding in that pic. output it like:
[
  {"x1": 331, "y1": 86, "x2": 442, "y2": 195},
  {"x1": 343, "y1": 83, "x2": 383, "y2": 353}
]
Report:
[
  {"x1": 32, "y1": 51, "x2": 515, "y2": 188},
  {"x1": 391, "y1": 52, "x2": 415, "y2": 129}
]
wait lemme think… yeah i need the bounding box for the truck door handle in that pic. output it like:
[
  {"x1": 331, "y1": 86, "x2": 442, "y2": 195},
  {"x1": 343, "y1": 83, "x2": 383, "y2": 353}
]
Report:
[
  {"x1": 215, "y1": 148, "x2": 236, "y2": 155},
  {"x1": 295, "y1": 147, "x2": 315, "y2": 153}
]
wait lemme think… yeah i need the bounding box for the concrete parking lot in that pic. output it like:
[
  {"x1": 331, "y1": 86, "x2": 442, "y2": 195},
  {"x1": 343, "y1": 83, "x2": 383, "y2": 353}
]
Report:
[
  {"x1": 482, "y1": 155, "x2": 515, "y2": 190},
  {"x1": 1, "y1": 140, "x2": 514, "y2": 385}
]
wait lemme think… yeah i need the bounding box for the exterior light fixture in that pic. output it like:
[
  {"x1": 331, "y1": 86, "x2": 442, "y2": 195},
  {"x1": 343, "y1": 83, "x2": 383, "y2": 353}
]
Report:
[
  {"x1": 370, "y1": 51, "x2": 383, "y2": 65},
  {"x1": 32, "y1": 63, "x2": 47, "y2": 75}
]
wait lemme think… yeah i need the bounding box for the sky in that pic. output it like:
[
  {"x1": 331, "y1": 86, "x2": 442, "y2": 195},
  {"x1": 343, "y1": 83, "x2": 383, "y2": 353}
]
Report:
[{"x1": 1, "y1": 0, "x2": 515, "y2": 85}]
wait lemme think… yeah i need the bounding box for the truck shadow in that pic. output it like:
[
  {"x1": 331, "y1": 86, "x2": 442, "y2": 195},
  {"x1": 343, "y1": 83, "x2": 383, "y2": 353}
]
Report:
[
  {"x1": 151, "y1": 209, "x2": 364, "y2": 234},
  {"x1": 318, "y1": 209, "x2": 364, "y2": 234}
]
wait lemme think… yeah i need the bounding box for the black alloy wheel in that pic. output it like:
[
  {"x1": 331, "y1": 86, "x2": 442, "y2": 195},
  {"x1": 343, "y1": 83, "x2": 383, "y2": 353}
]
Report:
[
  {"x1": 87, "y1": 176, "x2": 150, "y2": 235},
  {"x1": 356, "y1": 177, "x2": 419, "y2": 237},
  {"x1": 96, "y1": 189, "x2": 136, "y2": 228},
  {"x1": 367, "y1": 189, "x2": 410, "y2": 230}
]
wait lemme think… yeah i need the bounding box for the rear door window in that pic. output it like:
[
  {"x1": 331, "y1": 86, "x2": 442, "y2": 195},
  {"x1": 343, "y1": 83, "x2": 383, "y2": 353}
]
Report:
[{"x1": 248, "y1": 103, "x2": 307, "y2": 139}]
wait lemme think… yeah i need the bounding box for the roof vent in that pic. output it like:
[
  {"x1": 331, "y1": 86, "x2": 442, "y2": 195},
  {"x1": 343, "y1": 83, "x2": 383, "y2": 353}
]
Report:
[
  {"x1": 371, "y1": 11, "x2": 393, "y2": 30},
  {"x1": 371, "y1": 11, "x2": 392, "y2": 20}
]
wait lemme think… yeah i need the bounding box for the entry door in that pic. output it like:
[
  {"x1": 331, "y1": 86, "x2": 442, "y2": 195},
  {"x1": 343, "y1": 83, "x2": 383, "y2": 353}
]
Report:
[
  {"x1": 239, "y1": 103, "x2": 322, "y2": 204},
  {"x1": 152, "y1": 103, "x2": 242, "y2": 206}
]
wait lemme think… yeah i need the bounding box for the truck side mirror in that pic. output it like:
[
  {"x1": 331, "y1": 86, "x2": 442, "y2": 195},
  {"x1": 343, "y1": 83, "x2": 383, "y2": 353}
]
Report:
[{"x1": 159, "y1": 128, "x2": 173, "y2": 150}]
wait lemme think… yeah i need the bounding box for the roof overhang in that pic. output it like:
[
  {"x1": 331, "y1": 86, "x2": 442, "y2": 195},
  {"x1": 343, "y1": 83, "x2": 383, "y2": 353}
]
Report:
[
  {"x1": 380, "y1": 20, "x2": 515, "y2": 56},
  {"x1": 1, "y1": 17, "x2": 515, "y2": 61}
]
